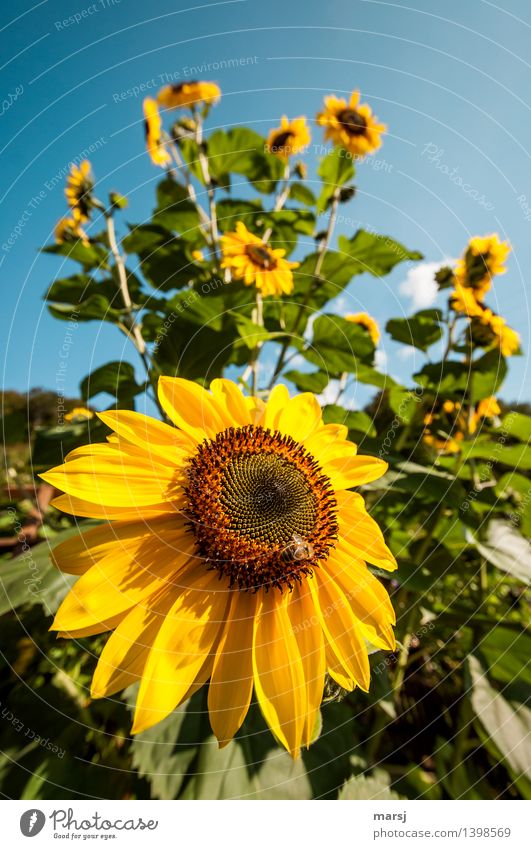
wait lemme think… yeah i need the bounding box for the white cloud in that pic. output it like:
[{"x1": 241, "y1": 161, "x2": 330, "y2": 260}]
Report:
[
  {"x1": 374, "y1": 349, "x2": 388, "y2": 370},
  {"x1": 397, "y1": 345, "x2": 417, "y2": 360},
  {"x1": 399, "y1": 261, "x2": 450, "y2": 310}
]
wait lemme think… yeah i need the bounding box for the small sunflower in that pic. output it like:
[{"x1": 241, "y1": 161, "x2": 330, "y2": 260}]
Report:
[
  {"x1": 54, "y1": 216, "x2": 89, "y2": 246},
  {"x1": 267, "y1": 116, "x2": 311, "y2": 159},
  {"x1": 143, "y1": 98, "x2": 171, "y2": 168},
  {"x1": 221, "y1": 221, "x2": 299, "y2": 297},
  {"x1": 316, "y1": 90, "x2": 386, "y2": 158},
  {"x1": 65, "y1": 161, "x2": 94, "y2": 223},
  {"x1": 64, "y1": 407, "x2": 94, "y2": 423},
  {"x1": 471, "y1": 309, "x2": 520, "y2": 357},
  {"x1": 346, "y1": 313, "x2": 380, "y2": 345},
  {"x1": 157, "y1": 81, "x2": 221, "y2": 110},
  {"x1": 41, "y1": 377, "x2": 397, "y2": 758},
  {"x1": 469, "y1": 396, "x2": 501, "y2": 434},
  {"x1": 455, "y1": 234, "x2": 510, "y2": 299}
]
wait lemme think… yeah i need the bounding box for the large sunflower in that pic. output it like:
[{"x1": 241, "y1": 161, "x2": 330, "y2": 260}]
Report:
[
  {"x1": 157, "y1": 80, "x2": 221, "y2": 110},
  {"x1": 64, "y1": 160, "x2": 94, "y2": 223},
  {"x1": 143, "y1": 98, "x2": 171, "y2": 168},
  {"x1": 221, "y1": 221, "x2": 299, "y2": 296},
  {"x1": 454, "y1": 234, "x2": 510, "y2": 299},
  {"x1": 267, "y1": 116, "x2": 311, "y2": 159},
  {"x1": 316, "y1": 90, "x2": 386, "y2": 158},
  {"x1": 41, "y1": 378, "x2": 397, "y2": 758}
]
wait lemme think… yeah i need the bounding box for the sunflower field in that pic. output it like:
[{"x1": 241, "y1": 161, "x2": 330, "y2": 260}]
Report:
[{"x1": 1, "y1": 79, "x2": 530, "y2": 802}]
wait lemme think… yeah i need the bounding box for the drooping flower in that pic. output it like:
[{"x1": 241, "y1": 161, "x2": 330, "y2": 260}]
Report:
[
  {"x1": 267, "y1": 116, "x2": 311, "y2": 159},
  {"x1": 454, "y1": 234, "x2": 510, "y2": 299},
  {"x1": 469, "y1": 396, "x2": 501, "y2": 434},
  {"x1": 346, "y1": 312, "x2": 380, "y2": 345},
  {"x1": 143, "y1": 98, "x2": 171, "y2": 168},
  {"x1": 471, "y1": 308, "x2": 520, "y2": 356},
  {"x1": 54, "y1": 216, "x2": 89, "y2": 246},
  {"x1": 41, "y1": 377, "x2": 397, "y2": 758},
  {"x1": 316, "y1": 90, "x2": 386, "y2": 158},
  {"x1": 157, "y1": 81, "x2": 221, "y2": 110},
  {"x1": 64, "y1": 407, "x2": 94, "y2": 423},
  {"x1": 221, "y1": 221, "x2": 299, "y2": 296},
  {"x1": 64, "y1": 161, "x2": 94, "y2": 223},
  {"x1": 449, "y1": 283, "x2": 484, "y2": 318}
]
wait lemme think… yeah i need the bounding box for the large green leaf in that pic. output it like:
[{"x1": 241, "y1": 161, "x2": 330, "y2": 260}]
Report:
[
  {"x1": 152, "y1": 177, "x2": 202, "y2": 239},
  {"x1": 206, "y1": 128, "x2": 284, "y2": 193},
  {"x1": 339, "y1": 770, "x2": 402, "y2": 800},
  {"x1": 317, "y1": 147, "x2": 355, "y2": 213},
  {"x1": 337, "y1": 229, "x2": 423, "y2": 276},
  {"x1": 304, "y1": 314, "x2": 375, "y2": 373},
  {"x1": 122, "y1": 224, "x2": 195, "y2": 291},
  {"x1": 80, "y1": 361, "x2": 143, "y2": 403},
  {"x1": 469, "y1": 350, "x2": 508, "y2": 403},
  {"x1": 471, "y1": 520, "x2": 531, "y2": 584},
  {"x1": 386, "y1": 309, "x2": 443, "y2": 351},
  {"x1": 468, "y1": 656, "x2": 531, "y2": 799},
  {"x1": 499, "y1": 412, "x2": 531, "y2": 443},
  {"x1": 42, "y1": 241, "x2": 108, "y2": 269}
]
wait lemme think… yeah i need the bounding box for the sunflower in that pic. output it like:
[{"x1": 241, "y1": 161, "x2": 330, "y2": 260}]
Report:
[
  {"x1": 267, "y1": 116, "x2": 311, "y2": 159},
  {"x1": 316, "y1": 90, "x2": 386, "y2": 158},
  {"x1": 469, "y1": 396, "x2": 501, "y2": 434},
  {"x1": 221, "y1": 221, "x2": 299, "y2": 297},
  {"x1": 143, "y1": 98, "x2": 171, "y2": 168},
  {"x1": 41, "y1": 377, "x2": 397, "y2": 758},
  {"x1": 422, "y1": 401, "x2": 465, "y2": 454},
  {"x1": 157, "y1": 81, "x2": 221, "y2": 110},
  {"x1": 346, "y1": 312, "x2": 380, "y2": 345},
  {"x1": 454, "y1": 234, "x2": 510, "y2": 299},
  {"x1": 471, "y1": 309, "x2": 520, "y2": 356},
  {"x1": 449, "y1": 284, "x2": 484, "y2": 318},
  {"x1": 64, "y1": 161, "x2": 94, "y2": 223},
  {"x1": 54, "y1": 216, "x2": 89, "y2": 246},
  {"x1": 64, "y1": 407, "x2": 94, "y2": 423}
]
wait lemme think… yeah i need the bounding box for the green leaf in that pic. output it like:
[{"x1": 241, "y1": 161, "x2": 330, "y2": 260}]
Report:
[
  {"x1": 304, "y1": 314, "x2": 375, "y2": 373},
  {"x1": 80, "y1": 361, "x2": 143, "y2": 403},
  {"x1": 0, "y1": 524, "x2": 99, "y2": 616},
  {"x1": 470, "y1": 520, "x2": 531, "y2": 584},
  {"x1": 216, "y1": 198, "x2": 263, "y2": 233},
  {"x1": 48, "y1": 293, "x2": 122, "y2": 323},
  {"x1": 322, "y1": 404, "x2": 377, "y2": 437},
  {"x1": 339, "y1": 770, "x2": 402, "y2": 800},
  {"x1": 233, "y1": 315, "x2": 286, "y2": 349},
  {"x1": 284, "y1": 370, "x2": 329, "y2": 393},
  {"x1": 153, "y1": 177, "x2": 201, "y2": 239},
  {"x1": 468, "y1": 656, "x2": 531, "y2": 799},
  {"x1": 499, "y1": 412, "x2": 531, "y2": 443},
  {"x1": 337, "y1": 229, "x2": 423, "y2": 277},
  {"x1": 289, "y1": 182, "x2": 316, "y2": 206},
  {"x1": 31, "y1": 418, "x2": 108, "y2": 472},
  {"x1": 414, "y1": 359, "x2": 469, "y2": 396},
  {"x1": 317, "y1": 148, "x2": 355, "y2": 213},
  {"x1": 42, "y1": 241, "x2": 108, "y2": 269},
  {"x1": 469, "y1": 350, "x2": 508, "y2": 402},
  {"x1": 386, "y1": 309, "x2": 443, "y2": 351},
  {"x1": 206, "y1": 128, "x2": 284, "y2": 193},
  {"x1": 476, "y1": 627, "x2": 531, "y2": 704},
  {"x1": 463, "y1": 442, "x2": 531, "y2": 470}
]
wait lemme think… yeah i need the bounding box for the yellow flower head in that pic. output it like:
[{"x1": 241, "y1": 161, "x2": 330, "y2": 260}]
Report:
[
  {"x1": 64, "y1": 407, "x2": 94, "y2": 423},
  {"x1": 422, "y1": 400, "x2": 465, "y2": 454},
  {"x1": 41, "y1": 377, "x2": 396, "y2": 758},
  {"x1": 455, "y1": 234, "x2": 511, "y2": 299},
  {"x1": 316, "y1": 90, "x2": 386, "y2": 158},
  {"x1": 471, "y1": 309, "x2": 520, "y2": 357},
  {"x1": 54, "y1": 216, "x2": 89, "y2": 246},
  {"x1": 449, "y1": 284, "x2": 484, "y2": 318},
  {"x1": 469, "y1": 396, "x2": 501, "y2": 434},
  {"x1": 345, "y1": 313, "x2": 380, "y2": 345},
  {"x1": 65, "y1": 160, "x2": 94, "y2": 223},
  {"x1": 143, "y1": 98, "x2": 171, "y2": 168},
  {"x1": 157, "y1": 80, "x2": 221, "y2": 110},
  {"x1": 220, "y1": 221, "x2": 299, "y2": 297},
  {"x1": 267, "y1": 116, "x2": 311, "y2": 159}
]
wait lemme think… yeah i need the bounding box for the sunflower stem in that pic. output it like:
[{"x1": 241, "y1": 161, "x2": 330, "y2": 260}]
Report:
[
  {"x1": 262, "y1": 163, "x2": 291, "y2": 243},
  {"x1": 194, "y1": 110, "x2": 219, "y2": 259},
  {"x1": 268, "y1": 187, "x2": 341, "y2": 388}
]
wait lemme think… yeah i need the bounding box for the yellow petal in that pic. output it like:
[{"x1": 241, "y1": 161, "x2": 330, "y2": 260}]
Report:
[
  {"x1": 287, "y1": 582, "x2": 326, "y2": 748},
  {"x1": 277, "y1": 393, "x2": 323, "y2": 443},
  {"x1": 209, "y1": 378, "x2": 251, "y2": 427},
  {"x1": 262, "y1": 384, "x2": 290, "y2": 430},
  {"x1": 323, "y1": 455, "x2": 388, "y2": 490},
  {"x1": 51, "y1": 531, "x2": 195, "y2": 632},
  {"x1": 56, "y1": 610, "x2": 126, "y2": 639},
  {"x1": 51, "y1": 493, "x2": 175, "y2": 521},
  {"x1": 132, "y1": 567, "x2": 229, "y2": 734},
  {"x1": 336, "y1": 491, "x2": 397, "y2": 572},
  {"x1": 98, "y1": 409, "x2": 195, "y2": 460},
  {"x1": 207, "y1": 591, "x2": 257, "y2": 746},
  {"x1": 41, "y1": 449, "x2": 178, "y2": 508},
  {"x1": 252, "y1": 589, "x2": 306, "y2": 758},
  {"x1": 307, "y1": 570, "x2": 370, "y2": 691},
  {"x1": 157, "y1": 376, "x2": 226, "y2": 441}
]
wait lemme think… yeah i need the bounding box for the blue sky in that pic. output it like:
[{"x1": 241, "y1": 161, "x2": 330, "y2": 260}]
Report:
[{"x1": 1, "y1": 0, "x2": 530, "y2": 410}]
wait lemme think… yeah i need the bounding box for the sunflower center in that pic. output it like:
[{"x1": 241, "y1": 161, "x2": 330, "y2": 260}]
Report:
[
  {"x1": 245, "y1": 243, "x2": 278, "y2": 270},
  {"x1": 337, "y1": 108, "x2": 367, "y2": 136},
  {"x1": 185, "y1": 425, "x2": 338, "y2": 591},
  {"x1": 270, "y1": 130, "x2": 294, "y2": 152}
]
